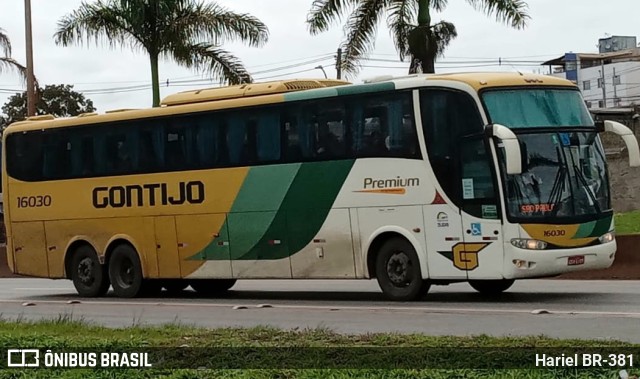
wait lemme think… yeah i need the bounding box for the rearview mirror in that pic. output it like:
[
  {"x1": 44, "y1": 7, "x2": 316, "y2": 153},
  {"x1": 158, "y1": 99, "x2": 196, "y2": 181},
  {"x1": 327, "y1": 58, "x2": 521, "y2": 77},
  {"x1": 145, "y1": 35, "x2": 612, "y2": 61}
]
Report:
[
  {"x1": 485, "y1": 123, "x2": 522, "y2": 175},
  {"x1": 601, "y1": 120, "x2": 640, "y2": 167}
]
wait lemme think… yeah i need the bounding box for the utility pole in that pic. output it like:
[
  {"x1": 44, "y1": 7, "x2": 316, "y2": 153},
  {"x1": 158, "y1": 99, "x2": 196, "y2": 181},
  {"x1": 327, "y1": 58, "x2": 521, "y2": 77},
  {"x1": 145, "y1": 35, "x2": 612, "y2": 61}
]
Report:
[
  {"x1": 613, "y1": 67, "x2": 618, "y2": 107},
  {"x1": 600, "y1": 58, "x2": 607, "y2": 108},
  {"x1": 335, "y1": 48, "x2": 342, "y2": 80},
  {"x1": 24, "y1": 0, "x2": 36, "y2": 117}
]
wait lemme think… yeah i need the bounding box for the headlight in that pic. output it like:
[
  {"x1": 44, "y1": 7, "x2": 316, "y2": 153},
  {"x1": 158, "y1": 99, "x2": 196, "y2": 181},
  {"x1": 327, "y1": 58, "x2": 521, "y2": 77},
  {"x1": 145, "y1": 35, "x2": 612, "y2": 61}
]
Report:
[
  {"x1": 598, "y1": 232, "x2": 615, "y2": 244},
  {"x1": 511, "y1": 238, "x2": 547, "y2": 250}
]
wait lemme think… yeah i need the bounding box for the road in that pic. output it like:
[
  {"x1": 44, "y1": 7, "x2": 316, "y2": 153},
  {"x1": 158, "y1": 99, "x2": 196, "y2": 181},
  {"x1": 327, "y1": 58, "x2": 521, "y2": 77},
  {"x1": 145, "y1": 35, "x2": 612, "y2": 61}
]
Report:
[{"x1": 0, "y1": 278, "x2": 639, "y2": 342}]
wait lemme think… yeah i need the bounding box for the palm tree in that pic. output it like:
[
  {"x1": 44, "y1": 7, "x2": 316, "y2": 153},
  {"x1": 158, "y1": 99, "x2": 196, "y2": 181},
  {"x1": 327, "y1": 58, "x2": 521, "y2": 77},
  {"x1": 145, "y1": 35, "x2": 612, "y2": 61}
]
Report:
[
  {"x1": 307, "y1": 0, "x2": 529, "y2": 76},
  {"x1": 0, "y1": 28, "x2": 28, "y2": 82},
  {"x1": 55, "y1": 0, "x2": 269, "y2": 107}
]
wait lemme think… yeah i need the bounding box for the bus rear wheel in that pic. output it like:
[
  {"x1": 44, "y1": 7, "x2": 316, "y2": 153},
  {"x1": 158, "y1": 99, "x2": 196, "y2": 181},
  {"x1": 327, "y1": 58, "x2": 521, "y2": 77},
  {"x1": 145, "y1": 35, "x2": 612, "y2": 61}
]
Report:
[
  {"x1": 70, "y1": 245, "x2": 110, "y2": 297},
  {"x1": 375, "y1": 237, "x2": 429, "y2": 301},
  {"x1": 108, "y1": 244, "x2": 145, "y2": 298},
  {"x1": 469, "y1": 279, "x2": 515, "y2": 295},
  {"x1": 189, "y1": 279, "x2": 236, "y2": 296}
]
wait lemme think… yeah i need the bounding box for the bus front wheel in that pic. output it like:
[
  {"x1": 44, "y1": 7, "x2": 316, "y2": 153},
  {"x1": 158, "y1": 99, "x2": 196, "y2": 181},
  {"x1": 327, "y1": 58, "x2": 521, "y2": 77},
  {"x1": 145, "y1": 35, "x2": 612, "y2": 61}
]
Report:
[
  {"x1": 190, "y1": 279, "x2": 236, "y2": 296},
  {"x1": 375, "y1": 237, "x2": 430, "y2": 301},
  {"x1": 70, "y1": 245, "x2": 110, "y2": 297},
  {"x1": 469, "y1": 279, "x2": 515, "y2": 295},
  {"x1": 108, "y1": 244, "x2": 145, "y2": 298}
]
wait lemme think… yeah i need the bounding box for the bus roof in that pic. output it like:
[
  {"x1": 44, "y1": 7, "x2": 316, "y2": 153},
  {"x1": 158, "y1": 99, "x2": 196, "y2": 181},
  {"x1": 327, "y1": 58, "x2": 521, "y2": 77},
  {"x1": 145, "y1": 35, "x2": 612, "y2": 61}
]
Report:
[
  {"x1": 422, "y1": 71, "x2": 576, "y2": 90},
  {"x1": 4, "y1": 72, "x2": 576, "y2": 134}
]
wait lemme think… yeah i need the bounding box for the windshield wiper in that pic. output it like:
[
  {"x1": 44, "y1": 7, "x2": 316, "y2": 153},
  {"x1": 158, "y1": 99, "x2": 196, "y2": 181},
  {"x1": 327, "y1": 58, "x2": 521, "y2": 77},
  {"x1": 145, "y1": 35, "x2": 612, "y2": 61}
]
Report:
[{"x1": 571, "y1": 163, "x2": 602, "y2": 214}]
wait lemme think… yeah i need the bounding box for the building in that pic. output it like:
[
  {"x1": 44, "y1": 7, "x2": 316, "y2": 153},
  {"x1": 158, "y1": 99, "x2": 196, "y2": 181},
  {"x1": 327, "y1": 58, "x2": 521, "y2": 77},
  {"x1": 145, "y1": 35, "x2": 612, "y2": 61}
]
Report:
[{"x1": 542, "y1": 36, "x2": 640, "y2": 109}]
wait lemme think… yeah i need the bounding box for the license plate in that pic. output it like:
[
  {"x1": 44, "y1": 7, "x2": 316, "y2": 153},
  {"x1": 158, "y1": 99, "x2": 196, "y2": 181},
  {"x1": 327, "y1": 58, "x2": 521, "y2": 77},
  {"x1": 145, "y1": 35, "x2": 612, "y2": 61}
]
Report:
[{"x1": 567, "y1": 255, "x2": 585, "y2": 266}]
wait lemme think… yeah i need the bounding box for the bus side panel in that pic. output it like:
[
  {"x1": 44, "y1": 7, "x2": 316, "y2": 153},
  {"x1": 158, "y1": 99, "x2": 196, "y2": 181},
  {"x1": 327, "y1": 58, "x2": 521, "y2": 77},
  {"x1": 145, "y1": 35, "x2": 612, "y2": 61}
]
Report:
[
  {"x1": 154, "y1": 216, "x2": 180, "y2": 279},
  {"x1": 11, "y1": 221, "x2": 48, "y2": 277},
  {"x1": 176, "y1": 213, "x2": 230, "y2": 278},
  {"x1": 349, "y1": 208, "x2": 366, "y2": 278},
  {"x1": 228, "y1": 212, "x2": 292, "y2": 278},
  {"x1": 290, "y1": 208, "x2": 356, "y2": 278}
]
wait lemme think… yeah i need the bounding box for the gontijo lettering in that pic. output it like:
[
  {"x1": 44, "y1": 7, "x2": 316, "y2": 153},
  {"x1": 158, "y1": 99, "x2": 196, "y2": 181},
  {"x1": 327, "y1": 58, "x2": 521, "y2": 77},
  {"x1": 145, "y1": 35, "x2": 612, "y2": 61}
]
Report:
[{"x1": 92, "y1": 181, "x2": 205, "y2": 208}]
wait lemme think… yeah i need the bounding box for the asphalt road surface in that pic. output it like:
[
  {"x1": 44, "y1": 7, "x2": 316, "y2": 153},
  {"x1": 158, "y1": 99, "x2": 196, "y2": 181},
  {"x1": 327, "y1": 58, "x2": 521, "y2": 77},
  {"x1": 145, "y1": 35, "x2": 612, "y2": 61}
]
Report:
[{"x1": 0, "y1": 278, "x2": 639, "y2": 342}]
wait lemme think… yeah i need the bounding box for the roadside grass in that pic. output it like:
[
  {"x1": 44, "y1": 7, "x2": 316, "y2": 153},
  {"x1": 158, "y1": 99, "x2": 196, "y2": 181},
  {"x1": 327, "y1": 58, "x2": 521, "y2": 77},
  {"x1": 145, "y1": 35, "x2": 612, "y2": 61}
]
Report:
[
  {"x1": 615, "y1": 211, "x2": 640, "y2": 235},
  {"x1": 0, "y1": 318, "x2": 637, "y2": 378}
]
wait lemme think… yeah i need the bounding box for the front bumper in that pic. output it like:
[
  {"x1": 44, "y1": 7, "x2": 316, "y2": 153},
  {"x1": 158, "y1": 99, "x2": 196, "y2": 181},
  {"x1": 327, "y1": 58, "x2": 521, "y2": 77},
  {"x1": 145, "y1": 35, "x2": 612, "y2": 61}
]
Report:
[{"x1": 503, "y1": 240, "x2": 616, "y2": 279}]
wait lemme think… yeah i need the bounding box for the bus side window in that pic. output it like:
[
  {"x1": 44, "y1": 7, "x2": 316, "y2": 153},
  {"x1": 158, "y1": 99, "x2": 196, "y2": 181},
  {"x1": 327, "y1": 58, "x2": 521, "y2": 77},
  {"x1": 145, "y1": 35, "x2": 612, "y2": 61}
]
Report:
[
  {"x1": 227, "y1": 114, "x2": 246, "y2": 165},
  {"x1": 102, "y1": 128, "x2": 136, "y2": 175},
  {"x1": 281, "y1": 104, "x2": 317, "y2": 161},
  {"x1": 138, "y1": 125, "x2": 161, "y2": 172},
  {"x1": 256, "y1": 108, "x2": 281, "y2": 163},
  {"x1": 354, "y1": 100, "x2": 388, "y2": 157},
  {"x1": 283, "y1": 116, "x2": 303, "y2": 161},
  {"x1": 78, "y1": 135, "x2": 95, "y2": 176},
  {"x1": 352, "y1": 93, "x2": 420, "y2": 159},
  {"x1": 316, "y1": 101, "x2": 347, "y2": 159},
  {"x1": 6, "y1": 132, "x2": 44, "y2": 181},
  {"x1": 242, "y1": 120, "x2": 258, "y2": 165},
  {"x1": 165, "y1": 120, "x2": 192, "y2": 170},
  {"x1": 42, "y1": 131, "x2": 72, "y2": 180},
  {"x1": 195, "y1": 115, "x2": 219, "y2": 167}
]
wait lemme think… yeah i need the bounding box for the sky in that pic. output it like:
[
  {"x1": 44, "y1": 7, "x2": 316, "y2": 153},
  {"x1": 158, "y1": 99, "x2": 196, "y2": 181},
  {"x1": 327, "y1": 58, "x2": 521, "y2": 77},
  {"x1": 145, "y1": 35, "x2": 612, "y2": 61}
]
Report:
[{"x1": 0, "y1": 0, "x2": 638, "y2": 113}]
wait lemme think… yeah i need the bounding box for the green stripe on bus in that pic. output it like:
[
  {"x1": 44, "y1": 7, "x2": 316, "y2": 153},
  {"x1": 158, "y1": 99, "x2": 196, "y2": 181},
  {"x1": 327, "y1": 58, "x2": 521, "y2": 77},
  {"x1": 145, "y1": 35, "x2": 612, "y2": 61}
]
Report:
[
  {"x1": 189, "y1": 160, "x2": 355, "y2": 261},
  {"x1": 280, "y1": 159, "x2": 355, "y2": 254},
  {"x1": 235, "y1": 160, "x2": 355, "y2": 260},
  {"x1": 190, "y1": 218, "x2": 231, "y2": 261},
  {"x1": 590, "y1": 215, "x2": 613, "y2": 237},
  {"x1": 573, "y1": 221, "x2": 596, "y2": 239},
  {"x1": 231, "y1": 164, "x2": 301, "y2": 212},
  {"x1": 335, "y1": 82, "x2": 395, "y2": 96},
  {"x1": 283, "y1": 87, "x2": 339, "y2": 102},
  {"x1": 573, "y1": 215, "x2": 613, "y2": 239}
]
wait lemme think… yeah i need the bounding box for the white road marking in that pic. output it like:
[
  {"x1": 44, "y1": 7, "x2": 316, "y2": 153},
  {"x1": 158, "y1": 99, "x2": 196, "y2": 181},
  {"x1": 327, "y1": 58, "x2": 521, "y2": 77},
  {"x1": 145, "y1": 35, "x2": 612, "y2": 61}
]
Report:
[{"x1": 0, "y1": 298, "x2": 638, "y2": 317}]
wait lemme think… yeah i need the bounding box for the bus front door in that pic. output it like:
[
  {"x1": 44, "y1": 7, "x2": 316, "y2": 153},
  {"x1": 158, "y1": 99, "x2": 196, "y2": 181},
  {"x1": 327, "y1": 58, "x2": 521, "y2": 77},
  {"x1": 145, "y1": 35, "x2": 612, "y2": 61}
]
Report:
[{"x1": 458, "y1": 137, "x2": 505, "y2": 280}]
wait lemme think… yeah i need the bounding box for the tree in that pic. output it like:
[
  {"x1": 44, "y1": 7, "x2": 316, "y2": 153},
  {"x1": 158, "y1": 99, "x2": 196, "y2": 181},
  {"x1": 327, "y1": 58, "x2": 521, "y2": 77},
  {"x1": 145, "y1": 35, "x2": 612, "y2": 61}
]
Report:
[
  {"x1": 307, "y1": 0, "x2": 529, "y2": 76},
  {"x1": 0, "y1": 28, "x2": 28, "y2": 82},
  {"x1": 1, "y1": 84, "x2": 96, "y2": 127},
  {"x1": 55, "y1": 0, "x2": 269, "y2": 107}
]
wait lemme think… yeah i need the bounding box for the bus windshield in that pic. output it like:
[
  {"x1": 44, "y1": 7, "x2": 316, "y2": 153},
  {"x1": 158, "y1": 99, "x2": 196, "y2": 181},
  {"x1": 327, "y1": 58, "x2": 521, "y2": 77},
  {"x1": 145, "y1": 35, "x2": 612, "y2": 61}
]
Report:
[
  {"x1": 482, "y1": 88, "x2": 594, "y2": 128},
  {"x1": 482, "y1": 88, "x2": 610, "y2": 221}
]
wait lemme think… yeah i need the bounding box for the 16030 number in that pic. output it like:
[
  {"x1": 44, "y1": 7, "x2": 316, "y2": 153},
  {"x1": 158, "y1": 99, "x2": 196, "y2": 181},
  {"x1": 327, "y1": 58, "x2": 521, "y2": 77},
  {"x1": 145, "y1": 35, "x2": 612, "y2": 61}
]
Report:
[{"x1": 16, "y1": 195, "x2": 52, "y2": 208}]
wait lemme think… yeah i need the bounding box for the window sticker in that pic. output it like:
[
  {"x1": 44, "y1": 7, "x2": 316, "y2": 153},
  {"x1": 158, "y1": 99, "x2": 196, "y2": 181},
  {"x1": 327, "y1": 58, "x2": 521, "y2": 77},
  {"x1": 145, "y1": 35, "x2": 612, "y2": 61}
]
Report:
[
  {"x1": 462, "y1": 178, "x2": 475, "y2": 199},
  {"x1": 482, "y1": 205, "x2": 498, "y2": 219}
]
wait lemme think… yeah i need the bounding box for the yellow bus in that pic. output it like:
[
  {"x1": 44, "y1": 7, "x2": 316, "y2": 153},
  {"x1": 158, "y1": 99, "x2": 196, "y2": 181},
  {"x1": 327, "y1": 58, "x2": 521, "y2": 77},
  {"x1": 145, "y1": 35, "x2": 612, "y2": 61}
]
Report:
[{"x1": 3, "y1": 73, "x2": 639, "y2": 301}]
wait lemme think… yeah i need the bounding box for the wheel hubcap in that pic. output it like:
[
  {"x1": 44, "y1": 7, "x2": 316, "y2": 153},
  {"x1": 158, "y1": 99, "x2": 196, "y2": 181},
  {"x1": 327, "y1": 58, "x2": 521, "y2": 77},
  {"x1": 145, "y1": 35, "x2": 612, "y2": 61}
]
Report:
[
  {"x1": 118, "y1": 259, "x2": 135, "y2": 287},
  {"x1": 77, "y1": 258, "x2": 95, "y2": 286},
  {"x1": 387, "y1": 252, "x2": 411, "y2": 286}
]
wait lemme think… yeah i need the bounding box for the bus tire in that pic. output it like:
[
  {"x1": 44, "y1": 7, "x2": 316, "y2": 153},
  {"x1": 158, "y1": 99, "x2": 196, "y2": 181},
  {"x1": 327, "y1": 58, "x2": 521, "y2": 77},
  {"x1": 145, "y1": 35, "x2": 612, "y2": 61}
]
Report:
[
  {"x1": 375, "y1": 237, "x2": 430, "y2": 301},
  {"x1": 108, "y1": 244, "x2": 144, "y2": 298},
  {"x1": 161, "y1": 280, "x2": 189, "y2": 294},
  {"x1": 190, "y1": 279, "x2": 236, "y2": 296},
  {"x1": 70, "y1": 245, "x2": 110, "y2": 297},
  {"x1": 469, "y1": 279, "x2": 515, "y2": 295}
]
